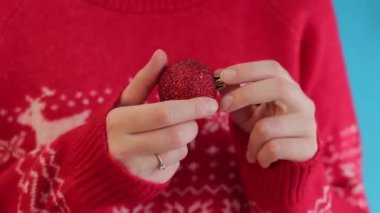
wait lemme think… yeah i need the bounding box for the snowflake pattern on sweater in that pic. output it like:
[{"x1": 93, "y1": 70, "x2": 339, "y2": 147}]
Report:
[
  {"x1": 0, "y1": 131, "x2": 26, "y2": 164},
  {"x1": 2, "y1": 87, "x2": 366, "y2": 212},
  {"x1": 0, "y1": 86, "x2": 249, "y2": 212},
  {"x1": 0, "y1": 83, "x2": 368, "y2": 212}
]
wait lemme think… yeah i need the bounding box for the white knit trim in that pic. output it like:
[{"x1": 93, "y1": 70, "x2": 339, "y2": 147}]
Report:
[
  {"x1": 307, "y1": 186, "x2": 332, "y2": 213},
  {"x1": 114, "y1": 198, "x2": 250, "y2": 213},
  {"x1": 16, "y1": 145, "x2": 70, "y2": 213},
  {"x1": 161, "y1": 184, "x2": 243, "y2": 197}
]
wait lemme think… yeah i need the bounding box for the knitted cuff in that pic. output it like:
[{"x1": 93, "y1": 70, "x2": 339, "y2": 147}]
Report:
[
  {"x1": 63, "y1": 91, "x2": 168, "y2": 210},
  {"x1": 230, "y1": 120, "x2": 326, "y2": 210}
]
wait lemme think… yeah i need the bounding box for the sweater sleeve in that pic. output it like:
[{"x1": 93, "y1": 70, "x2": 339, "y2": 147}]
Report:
[
  {"x1": 299, "y1": 1, "x2": 369, "y2": 212},
  {"x1": 0, "y1": 90, "x2": 167, "y2": 212},
  {"x1": 0, "y1": 0, "x2": 22, "y2": 38},
  {"x1": 230, "y1": 0, "x2": 369, "y2": 212}
]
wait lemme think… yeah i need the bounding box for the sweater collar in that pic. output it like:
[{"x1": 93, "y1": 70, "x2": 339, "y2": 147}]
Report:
[{"x1": 86, "y1": 0, "x2": 204, "y2": 13}]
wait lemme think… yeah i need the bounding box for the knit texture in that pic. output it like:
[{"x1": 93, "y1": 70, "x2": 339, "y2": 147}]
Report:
[{"x1": 0, "y1": 0, "x2": 368, "y2": 212}]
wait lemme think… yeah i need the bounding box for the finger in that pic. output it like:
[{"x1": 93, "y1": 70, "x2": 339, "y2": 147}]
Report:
[
  {"x1": 219, "y1": 84, "x2": 239, "y2": 96},
  {"x1": 220, "y1": 60, "x2": 294, "y2": 85},
  {"x1": 120, "y1": 49, "x2": 168, "y2": 106},
  {"x1": 147, "y1": 162, "x2": 180, "y2": 183},
  {"x1": 246, "y1": 114, "x2": 317, "y2": 163},
  {"x1": 115, "y1": 97, "x2": 217, "y2": 133},
  {"x1": 214, "y1": 69, "x2": 239, "y2": 95},
  {"x1": 215, "y1": 69, "x2": 259, "y2": 131},
  {"x1": 128, "y1": 121, "x2": 198, "y2": 154},
  {"x1": 220, "y1": 78, "x2": 313, "y2": 113},
  {"x1": 158, "y1": 146, "x2": 188, "y2": 166},
  {"x1": 255, "y1": 138, "x2": 318, "y2": 168}
]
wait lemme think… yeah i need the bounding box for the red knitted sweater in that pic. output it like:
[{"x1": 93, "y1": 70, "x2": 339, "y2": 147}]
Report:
[{"x1": 0, "y1": 0, "x2": 369, "y2": 212}]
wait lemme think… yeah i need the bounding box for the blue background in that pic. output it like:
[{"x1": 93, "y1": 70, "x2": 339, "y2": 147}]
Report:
[{"x1": 334, "y1": 1, "x2": 380, "y2": 212}]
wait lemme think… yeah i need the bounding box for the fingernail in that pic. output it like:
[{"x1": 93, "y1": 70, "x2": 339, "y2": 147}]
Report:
[
  {"x1": 205, "y1": 99, "x2": 218, "y2": 114},
  {"x1": 221, "y1": 69, "x2": 236, "y2": 82},
  {"x1": 221, "y1": 95, "x2": 233, "y2": 111},
  {"x1": 214, "y1": 68, "x2": 223, "y2": 75},
  {"x1": 261, "y1": 162, "x2": 270, "y2": 169},
  {"x1": 152, "y1": 49, "x2": 167, "y2": 67},
  {"x1": 151, "y1": 49, "x2": 160, "y2": 59},
  {"x1": 246, "y1": 152, "x2": 256, "y2": 164}
]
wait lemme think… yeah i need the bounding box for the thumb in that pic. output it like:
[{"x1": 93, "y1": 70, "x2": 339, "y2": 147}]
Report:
[{"x1": 120, "y1": 49, "x2": 167, "y2": 106}]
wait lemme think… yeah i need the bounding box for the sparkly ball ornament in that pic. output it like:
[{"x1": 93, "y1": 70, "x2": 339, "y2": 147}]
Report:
[{"x1": 158, "y1": 60, "x2": 224, "y2": 101}]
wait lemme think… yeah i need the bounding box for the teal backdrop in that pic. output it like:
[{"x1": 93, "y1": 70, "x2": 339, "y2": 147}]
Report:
[{"x1": 333, "y1": 1, "x2": 380, "y2": 212}]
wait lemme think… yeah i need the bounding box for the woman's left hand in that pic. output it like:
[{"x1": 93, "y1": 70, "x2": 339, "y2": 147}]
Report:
[{"x1": 218, "y1": 60, "x2": 318, "y2": 168}]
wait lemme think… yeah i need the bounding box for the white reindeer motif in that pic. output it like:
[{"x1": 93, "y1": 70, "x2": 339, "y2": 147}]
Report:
[{"x1": 17, "y1": 89, "x2": 91, "y2": 147}]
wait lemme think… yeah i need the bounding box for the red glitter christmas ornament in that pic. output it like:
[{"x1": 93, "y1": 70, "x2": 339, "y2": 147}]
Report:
[{"x1": 158, "y1": 60, "x2": 224, "y2": 101}]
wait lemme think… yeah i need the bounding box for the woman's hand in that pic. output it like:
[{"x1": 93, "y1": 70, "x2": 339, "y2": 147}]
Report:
[
  {"x1": 218, "y1": 60, "x2": 317, "y2": 168},
  {"x1": 106, "y1": 50, "x2": 218, "y2": 183}
]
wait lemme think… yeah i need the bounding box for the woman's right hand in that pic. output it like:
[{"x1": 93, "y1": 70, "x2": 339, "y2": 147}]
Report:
[{"x1": 106, "y1": 50, "x2": 218, "y2": 183}]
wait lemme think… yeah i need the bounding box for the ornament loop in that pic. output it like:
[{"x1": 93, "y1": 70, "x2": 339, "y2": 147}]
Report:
[{"x1": 214, "y1": 74, "x2": 225, "y2": 90}]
